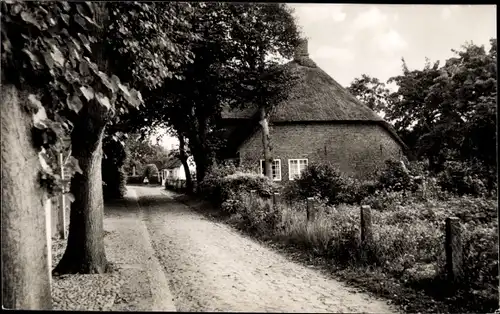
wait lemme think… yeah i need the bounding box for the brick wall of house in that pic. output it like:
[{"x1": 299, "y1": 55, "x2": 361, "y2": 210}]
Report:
[{"x1": 238, "y1": 123, "x2": 403, "y2": 181}]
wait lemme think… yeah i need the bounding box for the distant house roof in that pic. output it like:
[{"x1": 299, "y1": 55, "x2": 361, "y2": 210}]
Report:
[
  {"x1": 221, "y1": 39, "x2": 407, "y2": 150},
  {"x1": 159, "y1": 157, "x2": 183, "y2": 170}
]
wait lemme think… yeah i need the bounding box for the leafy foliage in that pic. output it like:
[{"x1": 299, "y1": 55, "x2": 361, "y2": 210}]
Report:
[
  {"x1": 377, "y1": 159, "x2": 419, "y2": 192},
  {"x1": 349, "y1": 40, "x2": 497, "y2": 194},
  {"x1": 143, "y1": 163, "x2": 159, "y2": 180},
  {"x1": 388, "y1": 42, "x2": 496, "y2": 173},
  {"x1": 223, "y1": 191, "x2": 281, "y2": 238},
  {"x1": 104, "y1": 2, "x2": 197, "y2": 91},
  {"x1": 1, "y1": 1, "x2": 142, "y2": 195},
  {"x1": 123, "y1": 133, "x2": 169, "y2": 175},
  {"x1": 436, "y1": 160, "x2": 492, "y2": 196},
  {"x1": 285, "y1": 163, "x2": 352, "y2": 205},
  {"x1": 347, "y1": 74, "x2": 390, "y2": 115},
  {"x1": 200, "y1": 164, "x2": 279, "y2": 208}
]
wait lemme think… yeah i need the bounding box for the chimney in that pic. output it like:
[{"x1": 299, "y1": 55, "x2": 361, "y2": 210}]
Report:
[{"x1": 294, "y1": 38, "x2": 309, "y2": 60}]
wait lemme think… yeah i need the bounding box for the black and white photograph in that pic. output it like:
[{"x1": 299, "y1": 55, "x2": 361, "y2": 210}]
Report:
[{"x1": 1, "y1": 2, "x2": 498, "y2": 313}]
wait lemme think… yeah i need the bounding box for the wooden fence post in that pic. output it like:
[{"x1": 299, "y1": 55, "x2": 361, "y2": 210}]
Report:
[
  {"x1": 421, "y1": 180, "x2": 427, "y2": 199},
  {"x1": 272, "y1": 193, "x2": 281, "y2": 209},
  {"x1": 445, "y1": 217, "x2": 463, "y2": 282},
  {"x1": 45, "y1": 196, "x2": 52, "y2": 287},
  {"x1": 306, "y1": 197, "x2": 315, "y2": 221},
  {"x1": 360, "y1": 205, "x2": 373, "y2": 244},
  {"x1": 57, "y1": 153, "x2": 66, "y2": 239}
]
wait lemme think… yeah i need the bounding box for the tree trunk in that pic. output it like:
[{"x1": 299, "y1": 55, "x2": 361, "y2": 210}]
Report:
[
  {"x1": 194, "y1": 156, "x2": 207, "y2": 192},
  {"x1": 259, "y1": 106, "x2": 273, "y2": 179},
  {"x1": 186, "y1": 129, "x2": 209, "y2": 190},
  {"x1": 53, "y1": 1, "x2": 111, "y2": 275},
  {"x1": 53, "y1": 105, "x2": 108, "y2": 275},
  {"x1": 178, "y1": 134, "x2": 193, "y2": 193},
  {"x1": 1, "y1": 85, "x2": 52, "y2": 309}
]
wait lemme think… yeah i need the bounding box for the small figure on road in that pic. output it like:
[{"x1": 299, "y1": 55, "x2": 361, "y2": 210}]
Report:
[{"x1": 143, "y1": 177, "x2": 149, "y2": 185}]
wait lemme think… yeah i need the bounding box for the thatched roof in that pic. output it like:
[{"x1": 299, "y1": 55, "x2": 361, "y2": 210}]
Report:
[
  {"x1": 222, "y1": 60, "x2": 383, "y2": 122},
  {"x1": 221, "y1": 39, "x2": 406, "y2": 150}
]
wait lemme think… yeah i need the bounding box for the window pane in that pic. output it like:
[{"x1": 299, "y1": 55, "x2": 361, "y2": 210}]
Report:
[{"x1": 289, "y1": 160, "x2": 298, "y2": 179}]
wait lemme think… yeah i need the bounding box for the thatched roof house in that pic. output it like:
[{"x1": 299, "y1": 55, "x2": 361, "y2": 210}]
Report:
[{"x1": 220, "y1": 39, "x2": 406, "y2": 181}]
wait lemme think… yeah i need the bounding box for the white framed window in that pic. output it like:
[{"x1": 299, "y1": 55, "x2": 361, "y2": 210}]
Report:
[
  {"x1": 288, "y1": 159, "x2": 308, "y2": 180},
  {"x1": 259, "y1": 159, "x2": 281, "y2": 181}
]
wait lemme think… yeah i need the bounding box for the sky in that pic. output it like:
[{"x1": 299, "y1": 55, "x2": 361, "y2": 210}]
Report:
[
  {"x1": 289, "y1": 4, "x2": 496, "y2": 88},
  {"x1": 156, "y1": 4, "x2": 497, "y2": 149}
]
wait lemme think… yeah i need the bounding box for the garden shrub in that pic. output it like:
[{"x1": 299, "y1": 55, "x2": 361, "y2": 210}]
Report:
[
  {"x1": 337, "y1": 177, "x2": 378, "y2": 205},
  {"x1": 461, "y1": 223, "x2": 498, "y2": 302},
  {"x1": 200, "y1": 164, "x2": 279, "y2": 207},
  {"x1": 221, "y1": 171, "x2": 278, "y2": 198},
  {"x1": 369, "y1": 220, "x2": 444, "y2": 276},
  {"x1": 286, "y1": 163, "x2": 353, "y2": 205},
  {"x1": 361, "y1": 189, "x2": 407, "y2": 211},
  {"x1": 143, "y1": 163, "x2": 159, "y2": 181},
  {"x1": 223, "y1": 191, "x2": 280, "y2": 237},
  {"x1": 198, "y1": 163, "x2": 239, "y2": 200},
  {"x1": 127, "y1": 175, "x2": 143, "y2": 184},
  {"x1": 436, "y1": 160, "x2": 491, "y2": 196},
  {"x1": 376, "y1": 159, "x2": 422, "y2": 192},
  {"x1": 284, "y1": 163, "x2": 381, "y2": 206}
]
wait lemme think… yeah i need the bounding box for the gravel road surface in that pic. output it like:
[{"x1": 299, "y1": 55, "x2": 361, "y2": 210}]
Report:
[{"x1": 135, "y1": 185, "x2": 398, "y2": 313}]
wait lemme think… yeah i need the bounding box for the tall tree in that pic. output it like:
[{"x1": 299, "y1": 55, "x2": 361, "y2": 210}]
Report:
[
  {"x1": 232, "y1": 4, "x2": 301, "y2": 179},
  {"x1": 247, "y1": 63, "x2": 301, "y2": 179},
  {"x1": 385, "y1": 39, "x2": 497, "y2": 179},
  {"x1": 385, "y1": 57, "x2": 442, "y2": 164},
  {"x1": 1, "y1": 0, "x2": 141, "y2": 306},
  {"x1": 347, "y1": 74, "x2": 390, "y2": 116},
  {"x1": 54, "y1": 2, "x2": 194, "y2": 275}
]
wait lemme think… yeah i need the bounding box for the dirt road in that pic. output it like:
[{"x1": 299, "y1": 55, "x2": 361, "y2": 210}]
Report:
[{"x1": 130, "y1": 186, "x2": 398, "y2": 313}]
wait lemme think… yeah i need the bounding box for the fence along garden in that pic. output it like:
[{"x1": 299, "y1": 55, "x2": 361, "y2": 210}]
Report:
[{"x1": 250, "y1": 190, "x2": 467, "y2": 287}]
